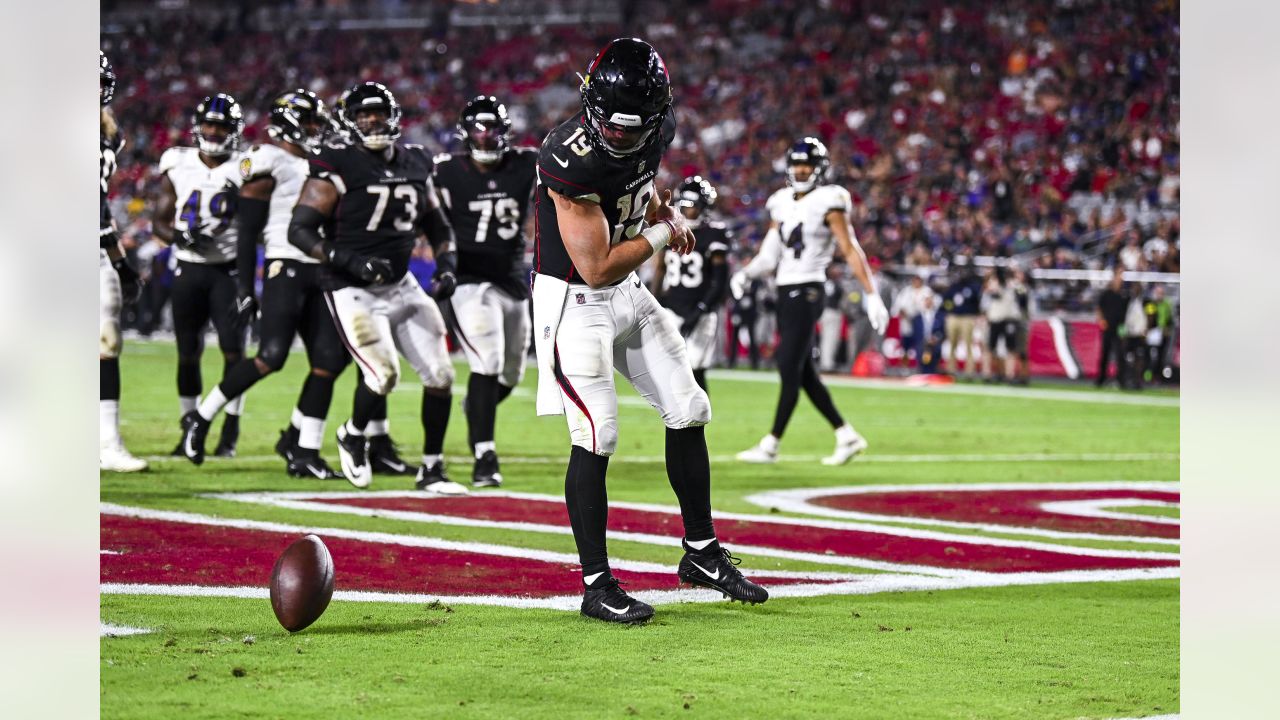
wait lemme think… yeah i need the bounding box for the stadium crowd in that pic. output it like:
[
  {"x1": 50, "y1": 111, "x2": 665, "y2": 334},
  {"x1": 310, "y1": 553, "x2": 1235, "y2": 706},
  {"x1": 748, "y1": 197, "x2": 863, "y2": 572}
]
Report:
[{"x1": 101, "y1": 0, "x2": 1178, "y2": 380}]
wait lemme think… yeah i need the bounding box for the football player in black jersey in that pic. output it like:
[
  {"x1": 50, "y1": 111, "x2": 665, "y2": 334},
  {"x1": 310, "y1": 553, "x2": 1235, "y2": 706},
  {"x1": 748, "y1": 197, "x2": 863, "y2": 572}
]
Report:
[
  {"x1": 99, "y1": 51, "x2": 147, "y2": 473},
  {"x1": 531, "y1": 39, "x2": 768, "y2": 624},
  {"x1": 434, "y1": 95, "x2": 537, "y2": 488},
  {"x1": 653, "y1": 175, "x2": 731, "y2": 393},
  {"x1": 178, "y1": 90, "x2": 350, "y2": 478},
  {"x1": 153, "y1": 93, "x2": 248, "y2": 458},
  {"x1": 288, "y1": 81, "x2": 467, "y2": 494}
]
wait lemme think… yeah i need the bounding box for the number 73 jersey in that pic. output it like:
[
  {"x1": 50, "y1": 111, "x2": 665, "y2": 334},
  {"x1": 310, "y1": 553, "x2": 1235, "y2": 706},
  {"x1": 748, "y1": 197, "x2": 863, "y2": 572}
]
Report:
[
  {"x1": 158, "y1": 146, "x2": 244, "y2": 264},
  {"x1": 765, "y1": 183, "x2": 854, "y2": 286}
]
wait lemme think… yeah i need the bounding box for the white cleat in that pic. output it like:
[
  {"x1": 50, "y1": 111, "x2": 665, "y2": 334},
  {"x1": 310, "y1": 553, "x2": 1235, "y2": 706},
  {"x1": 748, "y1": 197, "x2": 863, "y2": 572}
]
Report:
[
  {"x1": 736, "y1": 439, "x2": 779, "y2": 464},
  {"x1": 822, "y1": 432, "x2": 869, "y2": 466},
  {"x1": 101, "y1": 444, "x2": 149, "y2": 473},
  {"x1": 418, "y1": 479, "x2": 470, "y2": 496}
]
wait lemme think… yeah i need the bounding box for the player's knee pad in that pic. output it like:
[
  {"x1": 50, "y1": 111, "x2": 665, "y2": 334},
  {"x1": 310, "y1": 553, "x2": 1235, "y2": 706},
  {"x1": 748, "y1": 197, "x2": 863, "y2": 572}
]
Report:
[
  {"x1": 665, "y1": 385, "x2": 712, "y2": 429},
  {"x1": 570, "y1": 418, "x2": 617, "y2": 457},
  {"x1": 421, "y1": 363, "x2": 455, "y2": 391},
  {"x1": 99, "y1": 320, "x2": 121, "y2": 359},
  {"x1": 256, "y1": 341, "x2": 289, "y2": 374}
]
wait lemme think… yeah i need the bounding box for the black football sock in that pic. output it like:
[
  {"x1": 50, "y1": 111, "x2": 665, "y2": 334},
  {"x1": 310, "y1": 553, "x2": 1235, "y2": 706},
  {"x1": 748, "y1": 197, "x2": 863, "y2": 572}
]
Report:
[
  {"x1": 565, "y1": 445, "x2": 612, "y2": 582},
  {"x1": 466, "y1": 373, "x2": 500, "y2": 447},
  {"x1": 692, "y1": 368, "x2": 708, "y2": 393},
  {"x1": 296, "y1": 372, "x2": 335, "y2": 420},
  {"x1": 218, "y1": 358, "x2": 266, "y2": 400},
  {"x1": 350, "y1": 381, "x2": 381, "y2": 433},
  {"x1": 496, "y1": 382, "x2": 515, "y2": 404},
  {"x1": 101, "y1": 358, "x2": 120, "y2": 401},
  {"x1": 177, "y1": 358, "x2": 202, "y2": 399},
  {"x1": 800, "y1": 359, "x2": 844, "y2": 429},
  {"x1": 421, "y1": 389, "x2": 452, "y2": 456},
  {"x1": 665, "y1": 426, "x2": 716, "y2": 544}
]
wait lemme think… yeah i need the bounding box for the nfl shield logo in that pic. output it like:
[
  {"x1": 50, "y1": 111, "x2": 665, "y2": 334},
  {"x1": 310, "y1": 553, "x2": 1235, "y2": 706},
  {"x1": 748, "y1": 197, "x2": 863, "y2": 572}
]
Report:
[{"x1": 576, "y1": 293, "x2": 586, "y2": 305}]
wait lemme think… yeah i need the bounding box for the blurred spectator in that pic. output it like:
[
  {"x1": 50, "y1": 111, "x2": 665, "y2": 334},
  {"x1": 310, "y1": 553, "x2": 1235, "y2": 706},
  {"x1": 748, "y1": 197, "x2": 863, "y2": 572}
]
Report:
[
  {"x1": 942, "y1": 260, "x2": 983, "y2": 377},
  {"x1": 891, "y1": 270, "x2": 934, "y2": 371},
  {"x1": 1010, "y1": 267, "x2": 1032, "y2": 386},
  {"x1": 1144, "y1": 284, "x2": 1175, "y2": 384},
  {"x1": 1123, "y1": 285, "x2": 1149, "y2": 390},
  {"x1": 981, "y1": 268, "x2": 1020, "y2": 383},
  {"x1": 917, "y1": 292, "x2": 946, "y2": 374},
  {"x1": 1095, "y1": 269, "x2": 1129, "y2": 388}
]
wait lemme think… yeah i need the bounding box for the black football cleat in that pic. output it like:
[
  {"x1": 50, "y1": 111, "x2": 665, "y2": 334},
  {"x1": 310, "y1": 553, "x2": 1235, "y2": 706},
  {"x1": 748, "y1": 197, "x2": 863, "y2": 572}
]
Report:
[
  {"x1": 472, "y1": 450, "x2": 504, "y2": 488},
  {"x1": 415, "y1": 461, "x2": 469, "y2": 495},
  {"x1": 178, "y1": 410, "x2": 211, "y2": 466},
  {"x1": 275, "y1": 425, "x2": 299, "y2": 463},
  {"x1": 581, "y1": 577, "x2": 654, "y2": 625},
  {"x1": 213, "y1": 414, "x2": 239, "y2": 458},
  {"x1": 287, "y1": 450, "x2": 342, "y2": 481},
  {"x1": 678, "y1": 543, "x2": 770, "y2": 604},
  {"x1": 334, "y1": 424, "x2": 372, "y2": 489},
  {"x1": 368, "y1": 434, "x2": 413, "y2": 475}
]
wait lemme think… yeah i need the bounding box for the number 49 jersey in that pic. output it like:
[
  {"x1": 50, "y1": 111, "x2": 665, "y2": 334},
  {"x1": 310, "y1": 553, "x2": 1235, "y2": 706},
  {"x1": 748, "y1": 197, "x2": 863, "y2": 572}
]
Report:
[
  {"x1": 534, "y1": 110, "x2": 676, "y2": 283},
  {"x1": 765, "y1": 183, "x2": 854, "y2": 286},
  {"x1": 159, "y1": 146, "x2": 244, "y2": 264},
  {"x1": 433, "y1": 148, "x2": 537, "y2": 299},
  {"x1": 308, "y1": 141, "x2": 440, "y2": 289},
  {"x1": 660, "y1": 220, "x2": 732, "y2": 318}
]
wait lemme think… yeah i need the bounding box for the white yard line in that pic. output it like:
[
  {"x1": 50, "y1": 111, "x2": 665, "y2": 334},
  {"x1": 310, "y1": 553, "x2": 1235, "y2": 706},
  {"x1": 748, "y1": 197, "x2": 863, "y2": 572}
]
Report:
[
  {"x1": 100, "y1": 623, "x2": 151, "y2": 637},
  {"x1": 147, "y1": 451, "x2": 1178, "y2": 465}
]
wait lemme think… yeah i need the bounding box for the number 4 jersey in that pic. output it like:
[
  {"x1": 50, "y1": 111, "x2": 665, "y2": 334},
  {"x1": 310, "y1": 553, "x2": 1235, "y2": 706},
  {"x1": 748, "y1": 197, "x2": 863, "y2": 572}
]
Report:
[
  {"x1": 308, "y1": 141, "x2": 440, "y2": 289},
  {"x1": 764, "y1": 183, "x2": 854, "y2": 286},
  {"x1": 158, "y1": 146, "x2": 243, "y2": 264},
  {"x1": 433, "y1": 148, "x2": 537, "y2": 299},
  {"x1": 534, "y1": 110, "x2": 676, "y2": 284}
]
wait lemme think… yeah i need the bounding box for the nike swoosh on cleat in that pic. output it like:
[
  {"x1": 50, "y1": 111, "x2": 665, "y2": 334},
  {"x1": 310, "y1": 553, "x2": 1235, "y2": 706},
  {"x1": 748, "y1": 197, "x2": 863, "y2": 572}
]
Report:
[
  {"x1": 381, "y1": 460, "x2": 406, "y2": 472},
  {"x1": 601, "y1": 603, "x2": 631, "y2": 615},
  {"x1": 309, "y1": 465, "x2": 326, "y2": 479},
  {"x1": 583, "y1": 572, "x2": 605, "y2": 586},
  {"x1": 689, "y1": 560, "x2": 721, "y2": 581},
  {"x1": 184, "y1": 434, "x2": 197, "y2": 458},
  {"x1": 552, "y1": 154, "x2": 570, "y2": 168}
]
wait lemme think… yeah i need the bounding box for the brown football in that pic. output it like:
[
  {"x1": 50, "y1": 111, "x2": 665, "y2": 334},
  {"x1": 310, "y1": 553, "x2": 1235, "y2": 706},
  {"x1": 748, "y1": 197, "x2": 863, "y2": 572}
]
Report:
[{"x1": 269, "y1": 534, "x2": 335, "y2": 632}]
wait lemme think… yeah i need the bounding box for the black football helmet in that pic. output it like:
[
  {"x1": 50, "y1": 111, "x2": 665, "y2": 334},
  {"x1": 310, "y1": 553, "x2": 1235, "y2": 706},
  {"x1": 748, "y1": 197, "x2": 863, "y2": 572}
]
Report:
[
  {"x1": 191, "y1": 93, "x2": 245, "y2": 157},
  {"x1": 337, "y1": 82, "x2": 401, "y2": 151},
  {"x1": 100, "y1": 51, "x2": 116, "y2": 107},
  {"x1": 676, "y1": 175, "x2": 717, "y2": 221},
  {"x1": 268, "y1": 89, "x2": 334, "y2": 152},
  {"x1": 579, "y1": 38, "x2": 671, "y2": 159},
  {"x1": 458, "y1": 95, "x2": 512, "y2": 164},
  {"x1": 786, "y1": 137, "x2": 830, "y2": 192}
]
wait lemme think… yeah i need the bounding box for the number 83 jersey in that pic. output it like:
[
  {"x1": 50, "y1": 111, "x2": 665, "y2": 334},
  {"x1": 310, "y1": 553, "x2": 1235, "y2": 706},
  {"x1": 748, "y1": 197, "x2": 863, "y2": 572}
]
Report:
[
  {"x1": 765, "y1": 183, "x2": 854, "y2": 286},
  {"x1": 159, "y1": 147, "x2": 244, "y2": 264}
]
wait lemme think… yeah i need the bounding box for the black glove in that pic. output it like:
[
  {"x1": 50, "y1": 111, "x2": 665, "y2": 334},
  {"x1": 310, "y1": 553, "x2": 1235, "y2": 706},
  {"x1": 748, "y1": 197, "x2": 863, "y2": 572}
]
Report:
[
  {"x1": 230, "y1": 291, "x2": 259, "y2": 331},
  {"x1": 174, "y1": 227, "x2": 211, "y2": 251},
  {"x1": 99, "y1": 227, "x2": 118, "y2": 249},
  {"x1": 431, "y1": 270, "x2": 457, "y2": 301},
  {"x1": 327, "y1": 246, "x2": 394, "y2": 285},
  {"x1": 112, "y1": 257, "x2": 143, "y2": 305},
  {"x1": 680, "y1": 302, "x2": 709, "y2": 336}
]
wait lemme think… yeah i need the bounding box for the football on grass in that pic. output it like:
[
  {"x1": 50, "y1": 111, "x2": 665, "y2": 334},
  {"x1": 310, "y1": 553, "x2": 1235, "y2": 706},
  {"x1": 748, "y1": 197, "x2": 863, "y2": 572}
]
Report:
[{"x1": 270, "y1": 534, "x2": 335, "y2": 632}]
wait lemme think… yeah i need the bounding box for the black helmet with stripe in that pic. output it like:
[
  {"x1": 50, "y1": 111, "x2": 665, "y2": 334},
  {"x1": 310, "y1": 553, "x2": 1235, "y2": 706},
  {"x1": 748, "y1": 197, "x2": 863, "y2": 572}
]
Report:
[
  {"x1": 676, "y1": 175, "x2": 717, "y2": 219},
  {"x1": 268, "y1": 89, "x2": 334, "y2": 152},
  {"x1": 191, "y1": 93, "x2": 245, "y2": 157},
  {"x1": 578, "y1": 38, "x2": 671, "y2": 159},
  {"x1": 100, "y1": 51, "x2": 116, "y2": 107},
  {"x1": 458, "y1": 95, "x2": 512, "y2": 165},
  {"x1": 786, "y1": 136, "x2": 830, "y2": 192}
]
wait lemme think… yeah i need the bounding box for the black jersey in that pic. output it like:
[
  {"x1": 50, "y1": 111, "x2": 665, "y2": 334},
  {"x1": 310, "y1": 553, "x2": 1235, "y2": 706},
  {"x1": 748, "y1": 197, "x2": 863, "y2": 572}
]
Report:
[
  {"x1": 659, "y1": 220, "x2": 732, "y2": 318},
  {"x1": 433, "y1": 148, "x2": 537, "y2": 299},
  {"x1": 100, "y1": 130, "x2": 125, "y2": 235},
  {"x1": 309, "y1": 141, "x2": 440, "y2": 289},
  {"x1": 534, "y1": 110, "x2": 676, "y2": 283}
]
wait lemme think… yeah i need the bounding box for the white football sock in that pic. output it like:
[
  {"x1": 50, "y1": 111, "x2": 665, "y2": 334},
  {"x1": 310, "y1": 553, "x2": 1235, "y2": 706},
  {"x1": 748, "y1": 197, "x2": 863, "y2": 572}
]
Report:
[
  {"x1": 299, "y1": 416, "x2": 325, "y2": 451},
  {"x1": 365, "y1": 418, "x2": 389, "y2": 436},
  {"x1": 685, "y1": 537, "x2": 716, "y2": 551},
  {"x1": 197, "y1": 387, "x2": 227, "y2": 421},
  {"x1": 100, "y1": 400, "x2": 121, "y2": 447},
  {"x1": 290, "y1": 407, "x2": 305, "y2": 430},
  {"x1": 179, "y1": 395, "x2": 199, "y2": 415},
  {"x1": 225, "y1": 391, "x2": 245, "y2": 417},
  {"x1": 343, "y1": 419, "x2": 364, "y2": 437},
  {"x1": 474, "y1": 440, "x2": 496, "y2": 459},
  {"x1": 421, "y1": 453, "x2": 443, "y2": 469}
]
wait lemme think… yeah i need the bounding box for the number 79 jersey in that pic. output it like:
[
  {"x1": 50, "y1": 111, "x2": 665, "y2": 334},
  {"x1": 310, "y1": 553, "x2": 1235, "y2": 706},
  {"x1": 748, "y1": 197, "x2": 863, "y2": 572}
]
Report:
[
  {"x1": 534, "y1": 110, "x2": 675, "y2": 283},
  {"x1": 765, "y1": 183, "x2": 854, "y2": 286},
  {"x1": 158, "y1": 146, "x2": 244, "y2": 264}
]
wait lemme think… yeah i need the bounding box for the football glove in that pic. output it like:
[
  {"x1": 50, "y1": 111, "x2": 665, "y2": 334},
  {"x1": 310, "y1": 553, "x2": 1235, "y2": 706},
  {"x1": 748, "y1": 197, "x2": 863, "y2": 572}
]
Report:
[
  {"x1": 729, "y1": 271, "x2": 749, "y2": 301},
  {"x1": 174, "y1": 227, "x2": 212, "y2": 251},
  {"x1": 431, "y1": 270, "x2": 457, "y2": 301},
  {"x1": 680, "y1": 303, "x2": 708, "y2": 337},
  {"x1": 231, "y1": 291, "x2": 259, "y2": 330},
  {"x1": 328, "y1": 247, "x2": 394, "y2": 285},
  {"x1": 865, "y1": 292, "x2": 889, "y2": 335},
  {"x1": 112, "y1": 257, "x2": 143, "y2": 305}
]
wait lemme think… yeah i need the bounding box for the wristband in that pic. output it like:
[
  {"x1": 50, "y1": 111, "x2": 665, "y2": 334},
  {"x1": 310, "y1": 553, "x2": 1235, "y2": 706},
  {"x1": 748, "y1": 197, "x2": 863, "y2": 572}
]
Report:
[{"x1": 641, "y1": 219, "x2": 674, "y2": 252}]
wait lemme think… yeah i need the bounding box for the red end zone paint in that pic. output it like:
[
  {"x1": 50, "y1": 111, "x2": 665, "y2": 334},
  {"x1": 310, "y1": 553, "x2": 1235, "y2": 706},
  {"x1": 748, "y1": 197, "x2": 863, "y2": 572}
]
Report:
[
  {"x1": 100, "y1": 513, "x2": 840, "y2": 597},
  {"x1": 304, "y1": 495, "x2": 1177, "y2": 574},
  {"x1": 810, "y1": 488, "x2": 1179, "y2": 539}
]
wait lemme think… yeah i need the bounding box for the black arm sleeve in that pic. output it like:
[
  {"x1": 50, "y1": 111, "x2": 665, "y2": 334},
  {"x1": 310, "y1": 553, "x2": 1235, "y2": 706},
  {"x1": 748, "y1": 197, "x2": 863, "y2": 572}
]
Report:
[
  {"x1": 235, "y1": 197, "x2": 269, "y2": 295},
  {"x1": 288, "y1": 204, "x2": 329, "y2": 259},
  {"x1": 420, "y1": 204, "x2": 457, "y2": 254},
  {"x1": 699, "y1": 252, "x2": 730, "y2": 309}
]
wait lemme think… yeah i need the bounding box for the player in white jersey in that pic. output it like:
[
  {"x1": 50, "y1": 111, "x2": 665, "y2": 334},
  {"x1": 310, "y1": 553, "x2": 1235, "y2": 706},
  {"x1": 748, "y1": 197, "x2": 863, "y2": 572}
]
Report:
[
  {"x1": 730, "y1": 137, "x2": 889, "y2": 466},
  {"x1": 179, "y1": 90, "x2": 374, "y2": 476},
  {"x1": 99, "y1": 52, "x2": 147, "y2": 472},
  {"x1": 153, "y1": 93, "x2": 247, "y2": 457}
]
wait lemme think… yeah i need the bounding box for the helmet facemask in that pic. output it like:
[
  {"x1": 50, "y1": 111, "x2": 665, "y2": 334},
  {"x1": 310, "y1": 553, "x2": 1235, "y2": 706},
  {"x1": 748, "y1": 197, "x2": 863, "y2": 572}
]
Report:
[
  {"x1": 581, "y1": 93, "x2": 664, "y2": 158},
  {"x1": 338, "y1": 83, "x2": 403, "y2": 152},
  {"x1": 463, "y1": 120, "x2": 509, "y2": 164}
]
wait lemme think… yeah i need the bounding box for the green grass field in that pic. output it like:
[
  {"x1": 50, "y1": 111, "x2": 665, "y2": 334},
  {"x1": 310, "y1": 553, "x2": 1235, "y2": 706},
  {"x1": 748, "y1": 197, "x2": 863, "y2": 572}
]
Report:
[{"x1": 101, "y1": 339, "x2": 1179, "y2": 719}]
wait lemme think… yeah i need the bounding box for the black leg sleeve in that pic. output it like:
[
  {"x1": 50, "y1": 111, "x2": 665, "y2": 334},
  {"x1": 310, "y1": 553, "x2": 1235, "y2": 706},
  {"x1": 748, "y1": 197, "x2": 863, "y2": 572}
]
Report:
[
  {"x1": 421, "y1": 389, "x2": 452, "y2": 456},
  {"x1": 101, "y1": 358, "x2": 120, "y2": 402},
  {"x1": 466, "y1": 373, "x2": 500, "y2": 446},
  {"x1": 565, "y1": 445, "x2": 612, "y2": 578},
  {"x1": 665, "y1": 426, "x2": 715, "y2": 542}
]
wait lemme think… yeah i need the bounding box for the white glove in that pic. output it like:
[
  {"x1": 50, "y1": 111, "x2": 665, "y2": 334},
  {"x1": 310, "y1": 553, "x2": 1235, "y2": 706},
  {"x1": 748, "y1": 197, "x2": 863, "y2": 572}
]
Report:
[
  {"x1": 729, "y1": 270, "x2": 749, "y2": 300},
  {"x1": 865, "y1": 292, "x2": 889, "y2": 335}
]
